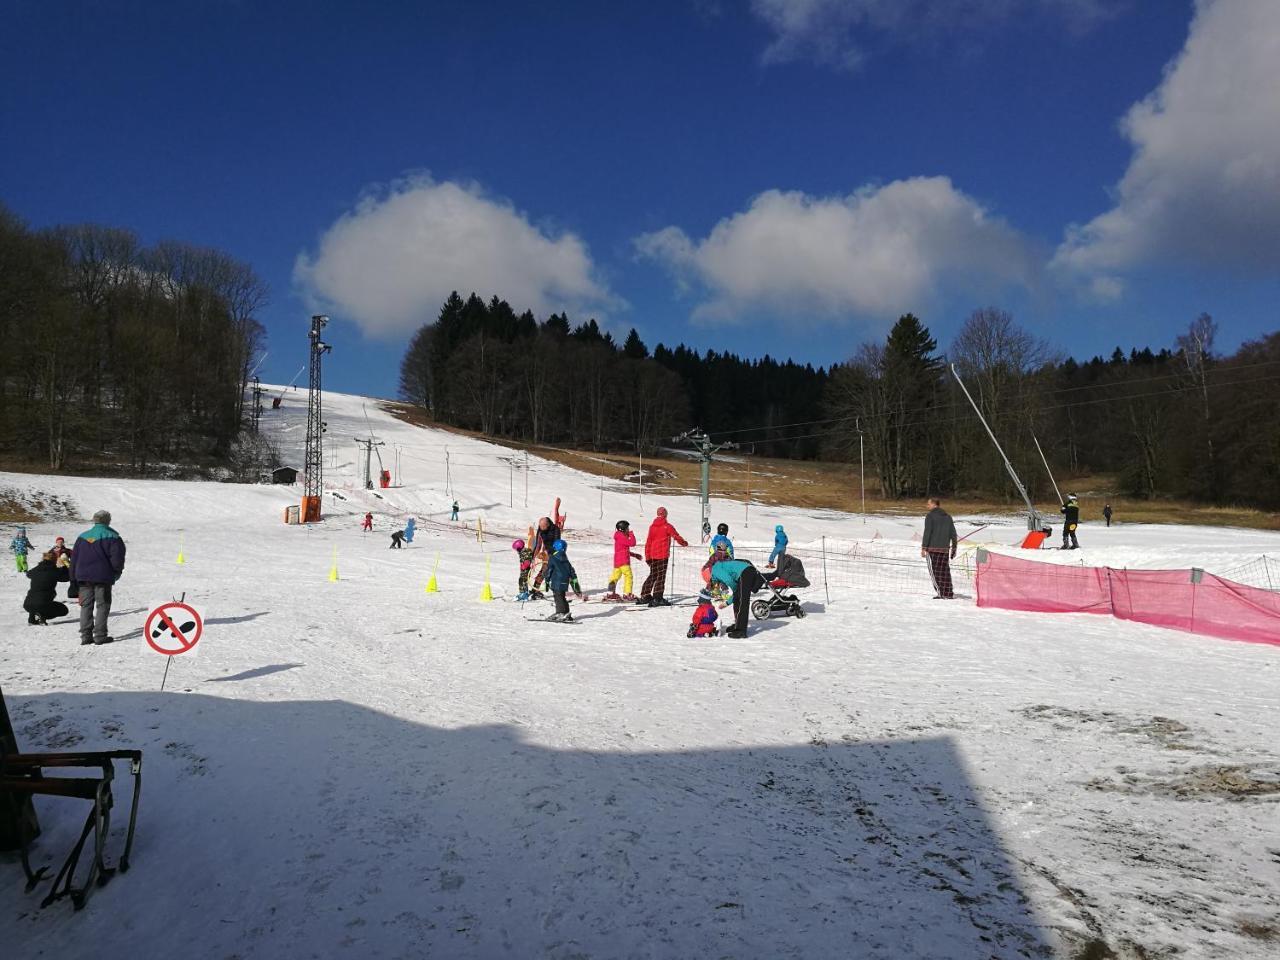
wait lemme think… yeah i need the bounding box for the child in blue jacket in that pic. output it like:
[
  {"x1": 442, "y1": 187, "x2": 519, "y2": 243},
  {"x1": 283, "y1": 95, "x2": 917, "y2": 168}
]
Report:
[
  {"x1": 768, "y1": 525, "x2": 788, "y2": 565},
  {"x1": 10, "y1": 527, "x2": 34, "y2": 573},
  {"x1": 545, "y1": 540, "x2": 583, "y2": 622}
]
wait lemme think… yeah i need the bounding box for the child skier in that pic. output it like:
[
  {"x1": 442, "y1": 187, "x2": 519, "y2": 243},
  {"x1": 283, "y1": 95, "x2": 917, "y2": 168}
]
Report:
[
  {"x1": 603, "y1": 520, "x2": 639, "y2": 601},
  {"x1": 10, "y1": 527, "x2": 34, "y2": 573},
  {"x1": 768, "y1": 524, "x2": 788, "y2": 565},
  {"x1": 512, "y1": 538, "x2": 541, "y2": 601},
  {"x1": 545, "y1": 539, "x2": 583, "y2": 622},
  {"x1": 687, "y1": 597, "x2": 719, "y2": 638},
  {"x1": 362, "y1": 512, "x2": 373, "y2": 532},
  {"x1": 701, "y1": 522, "x2": 735, "y2": 586},
  {"x1": 389, "y1": 529, "x2": 405, "y2": 549},
  {"x1": 404, "y1": 517, "x2": 416, "y2": 542}
]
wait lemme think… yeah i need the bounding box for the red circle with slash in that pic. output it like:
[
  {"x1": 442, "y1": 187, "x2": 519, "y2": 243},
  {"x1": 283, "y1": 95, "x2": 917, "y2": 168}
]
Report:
[{"x1": 145, "y1": 602, "x2": 203, "y2": 656}]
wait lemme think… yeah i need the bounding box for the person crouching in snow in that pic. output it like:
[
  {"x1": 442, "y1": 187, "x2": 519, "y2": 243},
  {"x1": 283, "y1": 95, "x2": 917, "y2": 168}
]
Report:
[
  {"x1": 768, "y1": 525, "x2": 788, "y2": 566},
  {"x1": 687, "y1": 597, "x2": 719, "y2": 638},
  {"x1": 24, "y1": 550, "x2": 70, "y2": 625},
  {"x1": 10, "y1": 526, "x2": 34, "y2": 573},
  {"x1": 389, "y1": 529, "x2": 405, "y2": 549},
  {"x1": 546, "y1": 539, "x2": 583, "y2": 622},
  {"x1": 512, "y1": 538, "x2": 540, "y2": 601},
  {"x1": 711, "y1": 557, "x2": 766, "y2": 639},
  {"x1": 604, "y1": 520, "x2": 639, "y2": 601}
]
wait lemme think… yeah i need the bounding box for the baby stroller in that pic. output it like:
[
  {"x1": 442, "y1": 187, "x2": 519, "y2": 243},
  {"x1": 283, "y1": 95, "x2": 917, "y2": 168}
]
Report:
[{"x1": 753, "y1": 553, "x2": 809, "y2": 620}]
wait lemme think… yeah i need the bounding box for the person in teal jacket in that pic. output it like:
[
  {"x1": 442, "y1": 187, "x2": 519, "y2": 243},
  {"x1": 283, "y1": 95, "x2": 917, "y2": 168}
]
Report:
[
  {"x1": 768, "y1": 525, "x2": 788, "y2": 565},
  {"x1": 710, "y1": 557, "x2": 766, "y2": 638}
]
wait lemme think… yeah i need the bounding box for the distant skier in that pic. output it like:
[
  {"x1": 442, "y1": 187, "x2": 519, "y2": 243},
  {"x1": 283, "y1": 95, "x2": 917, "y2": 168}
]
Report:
[
  {"x1": 1103, "y1": 503, "x2": 1113, "y2": 528},
  {"x1": 603, "y1": 520, "x2": 639, "y2": 601},
  {"x1": 404, "y1": 517, "x2": 416, "y2": 542},
  {"x1": 768, "y1": 525, "x2": 788, "y2": 566},
  {"x1": 545, "y1": 539, "x2": 583, "y2": 622},
  {"x1": 921, "y1": 497, "x2": 958, "y2": 599},
  {"x1": 1061, "y1": 495, "x2": 1081, "y2": 549},
  {"x1": 450, "y1": 501, "x2": 459, "y2": 521},
  {"x1": 362, "y1": 512, "x2": 373, "y2": 532},
  {"x1": 638, "y1": 507, "x2": 687, "y2": 607},
  {"x1": 9, "y1": 526, "x2": 34, "y2": 573},
  {"x1": 390, "y1": 529, "x2": 405, "y2": 549}
]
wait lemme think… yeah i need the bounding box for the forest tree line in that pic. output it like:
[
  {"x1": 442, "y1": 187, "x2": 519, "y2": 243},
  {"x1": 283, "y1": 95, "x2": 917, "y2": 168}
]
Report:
[
  {"x1": 0, "y1": 204, "x2": 269, "y2": 475},
  {"x1": 402, "y1": 292, "x2": 1280, "y2": 509}
]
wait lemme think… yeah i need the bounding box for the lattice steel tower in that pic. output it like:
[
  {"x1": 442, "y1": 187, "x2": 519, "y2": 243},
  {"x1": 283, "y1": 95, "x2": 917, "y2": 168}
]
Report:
[{"x1": 302, "y1": 315, "x2": 332, "y2": 523}]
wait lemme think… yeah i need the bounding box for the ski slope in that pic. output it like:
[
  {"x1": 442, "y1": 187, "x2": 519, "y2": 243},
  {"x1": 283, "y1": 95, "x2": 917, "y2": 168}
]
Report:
[{"x1": 2, "y1": 387, "x2": 1278, "y2": 959}]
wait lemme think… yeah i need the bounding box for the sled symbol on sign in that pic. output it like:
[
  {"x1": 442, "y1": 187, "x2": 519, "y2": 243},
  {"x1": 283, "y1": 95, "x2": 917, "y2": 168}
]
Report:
[{"x1": 144, "y1": 601, "x2": 203, "y2": 656}]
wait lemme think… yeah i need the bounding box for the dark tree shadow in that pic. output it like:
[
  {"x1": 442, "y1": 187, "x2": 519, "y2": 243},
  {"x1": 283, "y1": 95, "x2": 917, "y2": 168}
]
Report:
[
  {"x1": 205, "y1": 663, "x2": 304, "y2": 683},
  {"x1": 2, "y1": 692, "x2": 1051, "y2": 959},
  {"x1": 204, "y1": 612, "x2": 270, "y2": 626}
]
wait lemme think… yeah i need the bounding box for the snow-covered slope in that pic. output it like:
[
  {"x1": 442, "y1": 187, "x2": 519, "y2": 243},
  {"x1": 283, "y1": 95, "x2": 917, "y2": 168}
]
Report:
[{"x1": 2, "y1": 388, "x2": 1278, "y2": 959}]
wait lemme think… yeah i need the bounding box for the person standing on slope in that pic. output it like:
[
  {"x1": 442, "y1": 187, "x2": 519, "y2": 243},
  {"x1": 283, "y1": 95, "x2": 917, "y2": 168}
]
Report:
[
  {"x1": 404, "y1": 516, "x2": 416, "y2": 543},
  {"x1": 638, "y1": 507, "x2": 687, "y2": 607},
  {"x1": 1103, "y1": 503, "x2": 1113, "y2": 528},
  {"x1": 71, "y1": 509, "x2": 126, "y2": 645},
  {"x1": 921, "y1": 497, "x2": 958, "y2": 599},
  {"x1": 450, "y1": 501, "x2": 459, "y2": 521},
  {"x1": 362, "y1": 512, "x2": 373, "y2": 532},
  {"x1": 768, "y1": 525, "x2": 788, "y2": 566},
  {"x1": 545, "y1": 540, "x2": 583, "y2": 622},
  {"x1": 530, "y1": 515, "x2": 562, "y2": 593},
  {"x1": 604, "y1": 520, "x2": 639, "y2": 601},
  {"x1": 9, "y1": 526, "x2": 34, "y2": 573},
  {"x1": 1061, "y1": 495, "x2": 1081, "y2": 550},
  {"x1": 710, "y1": 557, "x2": 766, "y2": 638}
]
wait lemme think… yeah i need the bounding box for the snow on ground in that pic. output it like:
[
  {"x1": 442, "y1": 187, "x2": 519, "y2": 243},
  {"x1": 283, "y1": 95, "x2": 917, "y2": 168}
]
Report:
[{"x1": 2, "y1": 388, "x2": 1278, "y2": 959}]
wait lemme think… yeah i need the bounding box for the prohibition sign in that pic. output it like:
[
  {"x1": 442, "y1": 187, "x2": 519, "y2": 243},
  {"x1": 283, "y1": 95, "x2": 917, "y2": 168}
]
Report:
[{"x1": 145, "y1": 601, "x2": 203, "y2": 656}]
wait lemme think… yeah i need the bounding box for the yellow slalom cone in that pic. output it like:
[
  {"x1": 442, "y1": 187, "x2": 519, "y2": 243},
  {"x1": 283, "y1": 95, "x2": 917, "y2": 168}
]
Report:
[
  {"x1": 425, "y1": 554, "x2": 440, "y2": 593},
  {"x1": 176, "y1": 533, "x2": 186, "y2": 565},
  {"x1": 478, "y1": 555, "x2": 493, "y2": 602},
  {"x1": 328, "y1": 545, "x2": 339, "y2": 582}
]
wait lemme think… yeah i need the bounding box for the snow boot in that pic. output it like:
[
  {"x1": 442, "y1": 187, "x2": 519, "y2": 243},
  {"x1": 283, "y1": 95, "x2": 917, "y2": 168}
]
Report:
[
  {"x1": 725, "y1": 628, "x2": 746, "y2": 639},
  {"x1": 600, "y1": 592, "x2": 622, "y2": 602},
  {"x1": 650, "y1": 596, "x2": 671, "y2": 607},
  {"x1": 635, "y1": 596, "x2": 651, "y2": 605},
  {"x1": 516, "y1": 591, "x2": 530, "y2": 602},
  {"x1": 621, "y1": 593, "x2": 638, "y2": 602}
]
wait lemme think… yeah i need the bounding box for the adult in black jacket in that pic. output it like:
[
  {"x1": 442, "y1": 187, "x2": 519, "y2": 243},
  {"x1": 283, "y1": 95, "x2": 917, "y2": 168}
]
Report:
[
  {"x1": 921, "y1": 498, "x2": 958, "y2": 598},
  {"x1": 1061, "y1": 496, "x2": 1080, "y2": 549},
  {"x1": 24, "y1": 552, "x2": 70, "y2": 625}
]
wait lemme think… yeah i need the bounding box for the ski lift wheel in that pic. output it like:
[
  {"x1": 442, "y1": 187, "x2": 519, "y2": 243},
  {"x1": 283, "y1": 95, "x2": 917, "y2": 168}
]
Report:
[{"x1": 751, "y1": 599, "x2": 770, "y2": 620}]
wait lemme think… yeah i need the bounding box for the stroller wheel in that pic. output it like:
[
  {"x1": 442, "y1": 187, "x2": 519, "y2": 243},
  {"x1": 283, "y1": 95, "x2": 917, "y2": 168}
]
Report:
[
  {"x1": 751, "y1": 599, "x2": 770, "y2": 620},
  {"x1": 790, "y1": 604, "x2": 806, "y2": 618}
]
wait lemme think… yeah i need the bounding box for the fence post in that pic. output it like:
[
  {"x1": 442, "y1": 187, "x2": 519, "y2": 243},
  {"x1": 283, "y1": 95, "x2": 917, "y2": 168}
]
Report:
[{"x1": 821, "y1": 536, "x2": 831, "y2": 605}]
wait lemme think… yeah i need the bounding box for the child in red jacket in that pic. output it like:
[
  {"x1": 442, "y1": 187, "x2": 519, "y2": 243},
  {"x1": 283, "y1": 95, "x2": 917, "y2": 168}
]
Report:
[{"x1": 687, "y1": 600, "x2": 719, "y2": 638}]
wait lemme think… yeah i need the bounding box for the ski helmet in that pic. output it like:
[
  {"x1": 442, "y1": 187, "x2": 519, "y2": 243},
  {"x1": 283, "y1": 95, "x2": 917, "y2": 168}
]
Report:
[
  {"x1": 616, "y1": 520, "x2": 629, "y2": 532},
  {"x1": 656, "y1": 506, "x2": 668, "y2": 517},
  {"x1": 552, "y1": 539, "x2": 566, "y2": 553},
  {"x1": 716, "y1": 523, "x2": 728, "y2": 536},
  {"x1": 512, "y1": 539, "x2": 525, "y2": 551},
  {"x1": 775, "y1": 524, "x2": 784, "y2": 533},
  {"x1": 1068, "y1": 494, "x2": 1078, "y2": 503}
]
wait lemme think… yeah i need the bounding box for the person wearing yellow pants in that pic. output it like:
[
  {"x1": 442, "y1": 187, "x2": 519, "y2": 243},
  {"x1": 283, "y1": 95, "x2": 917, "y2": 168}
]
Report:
[{"x1": 603, "y1": 520, "x2": 639, "y2": 601}]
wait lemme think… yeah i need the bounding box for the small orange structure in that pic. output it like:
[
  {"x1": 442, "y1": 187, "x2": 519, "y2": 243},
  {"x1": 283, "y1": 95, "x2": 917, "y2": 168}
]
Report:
[
  {"x1": 1020, "y1": 530, "x2": 1048, "y2": 550},
  {"x1": 301, "y1": 495, "x2": 322, "y2": 524},
  {"x1": 380, "y1": 469, "x2": 391, "y2": 488}
]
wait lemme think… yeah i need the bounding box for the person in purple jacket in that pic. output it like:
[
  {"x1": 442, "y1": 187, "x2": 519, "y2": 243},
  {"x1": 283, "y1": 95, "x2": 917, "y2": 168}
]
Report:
[{"x1": 70, "y1": 509, "x2": 126, "y2": 646}]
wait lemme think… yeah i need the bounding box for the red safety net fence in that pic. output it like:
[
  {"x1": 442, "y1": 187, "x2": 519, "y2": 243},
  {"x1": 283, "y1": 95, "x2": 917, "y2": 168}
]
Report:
[{"x1": 974, "y1": 550, "x2": 1280, "y2": 647}]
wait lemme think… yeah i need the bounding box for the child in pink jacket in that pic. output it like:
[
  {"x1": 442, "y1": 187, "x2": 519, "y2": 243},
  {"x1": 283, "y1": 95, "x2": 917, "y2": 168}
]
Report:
[{"x1": 604, "y1": 520, "x2": 639, "y2": 601}]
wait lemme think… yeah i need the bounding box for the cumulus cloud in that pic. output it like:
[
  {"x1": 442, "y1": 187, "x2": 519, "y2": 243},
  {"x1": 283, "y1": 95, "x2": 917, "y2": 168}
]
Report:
[
  {"x1": 635, "y1": 176, "x2": 1039, "y2": 323},
  {"x1": 751, "y1": 0, "x2": 1121, "y2": 70},
  {"x1": 1053, "y1": 0, "x2": 1280, "y2": 288},
  {"x1": 294, "y1": 176, "x2": 615, "y2": 338}
]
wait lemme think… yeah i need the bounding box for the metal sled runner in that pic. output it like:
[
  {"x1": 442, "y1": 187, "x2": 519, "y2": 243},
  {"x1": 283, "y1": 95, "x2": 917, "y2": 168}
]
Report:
[{"x1": 1, "y1": 689, "x2": 142, "y2": 911}]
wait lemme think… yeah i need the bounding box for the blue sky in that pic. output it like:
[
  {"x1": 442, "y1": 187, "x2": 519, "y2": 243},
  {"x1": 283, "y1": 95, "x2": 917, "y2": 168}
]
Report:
[{"x1": 4, "y1": 0, "x2": 1278, "y2": 396}]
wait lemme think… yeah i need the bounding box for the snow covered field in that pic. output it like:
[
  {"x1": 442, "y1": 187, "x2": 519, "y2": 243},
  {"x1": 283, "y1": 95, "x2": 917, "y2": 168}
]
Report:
[{"x1": 3, "y1": 388, "x2": 1278, "y2": 959}]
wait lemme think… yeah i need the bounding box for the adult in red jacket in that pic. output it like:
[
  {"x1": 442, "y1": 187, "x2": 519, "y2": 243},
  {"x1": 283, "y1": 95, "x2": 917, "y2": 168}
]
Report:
[{"x1": 638, "y1": 507, "x2": 687, "y2": 607}]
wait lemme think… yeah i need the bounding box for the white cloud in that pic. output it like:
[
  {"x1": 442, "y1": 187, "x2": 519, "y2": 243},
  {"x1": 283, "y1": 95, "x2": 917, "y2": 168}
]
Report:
[
  {"x1": 751, "y1": 0, "x2": 1121, "y2": 70},
  {"x1": 635, "y1": 176, "x2": 1039, "y2": 323},
  {"x1": 1053, "y1": 0, "x2": 1280, "y2": 283},
  {"x1": 294, "y1": 176, "x2": 615, "y2": 338}
]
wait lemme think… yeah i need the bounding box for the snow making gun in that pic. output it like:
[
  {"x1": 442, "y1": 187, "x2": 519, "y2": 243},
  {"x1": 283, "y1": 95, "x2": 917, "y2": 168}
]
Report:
[{"x1": 949, "y1": 364, "x2": 1050, "y2": 535}]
